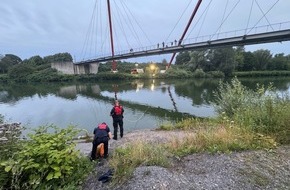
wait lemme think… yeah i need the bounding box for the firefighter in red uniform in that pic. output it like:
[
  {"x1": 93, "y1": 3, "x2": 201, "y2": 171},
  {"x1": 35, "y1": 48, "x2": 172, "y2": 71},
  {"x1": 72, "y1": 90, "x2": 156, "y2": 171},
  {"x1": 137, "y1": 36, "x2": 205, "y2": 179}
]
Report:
[
  {"x1": 110, "y1": 100, "x2": 124, "y2": 140},
  {"x1": 91, "y1": 122, "x2": 112, "y2": 160}
]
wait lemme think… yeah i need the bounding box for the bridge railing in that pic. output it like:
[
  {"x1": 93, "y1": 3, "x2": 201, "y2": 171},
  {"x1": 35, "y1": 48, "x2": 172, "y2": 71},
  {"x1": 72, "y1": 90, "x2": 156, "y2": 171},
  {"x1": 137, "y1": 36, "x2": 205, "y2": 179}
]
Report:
[
  {"x1": 79, "y1": 21, "x2": 290, "y2": 63},
  {"x1": 182, "y1": 21, "x2": 290, "y2": 46},
  {"x1": 114, "y1": 21, "x2": 290, "y2": 57}
]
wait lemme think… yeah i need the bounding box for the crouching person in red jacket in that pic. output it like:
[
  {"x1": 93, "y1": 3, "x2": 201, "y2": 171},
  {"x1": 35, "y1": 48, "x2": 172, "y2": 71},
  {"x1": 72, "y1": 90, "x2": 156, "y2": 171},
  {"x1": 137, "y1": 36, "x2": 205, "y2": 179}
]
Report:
[{"x1": 91, "y1": 122, "x2": 112, "y2": 160}]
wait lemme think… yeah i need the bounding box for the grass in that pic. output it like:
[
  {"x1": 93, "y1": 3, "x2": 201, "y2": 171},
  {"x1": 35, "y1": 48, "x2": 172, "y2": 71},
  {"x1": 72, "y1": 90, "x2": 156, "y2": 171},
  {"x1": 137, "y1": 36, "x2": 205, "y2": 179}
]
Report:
[
  {"x1": 109, "y1": 140, "x2": 170, "y2": 184},
  {"x1": 164, "y1": 122, "x2": 277, "y2": 157},
  {"x1": 109, "y1": 117, "x2": 277, "y2": 183}
]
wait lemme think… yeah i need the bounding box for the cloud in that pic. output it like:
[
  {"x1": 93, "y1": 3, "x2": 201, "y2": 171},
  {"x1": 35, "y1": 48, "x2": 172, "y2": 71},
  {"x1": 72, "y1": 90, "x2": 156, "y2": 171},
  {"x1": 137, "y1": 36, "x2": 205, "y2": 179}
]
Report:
[{"x1": 1, "y1": 0, "x2": 290, "y2": 62}]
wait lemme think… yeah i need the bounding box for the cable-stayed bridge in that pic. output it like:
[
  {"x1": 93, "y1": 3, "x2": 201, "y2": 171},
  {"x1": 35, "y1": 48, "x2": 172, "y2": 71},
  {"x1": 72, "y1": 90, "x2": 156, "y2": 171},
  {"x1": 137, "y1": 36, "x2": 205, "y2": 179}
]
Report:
[
  {"x1": 74, "y1": 0, "x2": 290, "y2": 71},
  {"x1": 75, "y1": 22, "x2": 290, "y2": 64}
]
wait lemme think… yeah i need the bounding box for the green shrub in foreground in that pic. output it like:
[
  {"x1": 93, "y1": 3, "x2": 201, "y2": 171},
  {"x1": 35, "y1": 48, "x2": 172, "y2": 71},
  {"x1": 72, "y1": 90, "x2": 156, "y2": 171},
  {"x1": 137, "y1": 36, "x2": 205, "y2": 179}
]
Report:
[
  {"x1": 0, "y1": 122, "x2": 23, "y2": 189},
  {"x1": 1, "y1": 125, "x2": 92, "y2": 190}
]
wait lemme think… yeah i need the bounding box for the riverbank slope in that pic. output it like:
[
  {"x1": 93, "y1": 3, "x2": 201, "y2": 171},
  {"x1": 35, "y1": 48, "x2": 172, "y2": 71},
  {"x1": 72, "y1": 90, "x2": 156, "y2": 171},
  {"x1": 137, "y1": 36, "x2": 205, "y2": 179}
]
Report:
[{"x1": 77, "y1": 129, "x2": 290, "y2": 190}]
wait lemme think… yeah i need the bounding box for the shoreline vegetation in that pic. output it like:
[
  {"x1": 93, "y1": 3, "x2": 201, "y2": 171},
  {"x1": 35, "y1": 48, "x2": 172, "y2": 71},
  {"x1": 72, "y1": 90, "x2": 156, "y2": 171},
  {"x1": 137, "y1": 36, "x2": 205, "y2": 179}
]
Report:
[
  {"x1": 0, "y1": 76, "x2": 290, "y2": 189},
  {"x1": 0, "y1": 48, "x2": 290, "y2": 83},
  {"x1": 1, "y1": 68, "x2": 290, "y2": 83}
]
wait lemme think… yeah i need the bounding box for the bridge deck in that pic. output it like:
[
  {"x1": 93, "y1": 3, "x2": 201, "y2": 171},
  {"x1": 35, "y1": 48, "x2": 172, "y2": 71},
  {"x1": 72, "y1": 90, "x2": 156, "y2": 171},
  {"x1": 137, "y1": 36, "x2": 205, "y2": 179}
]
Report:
[{"x1": 75, "y1": 29, "x2": 290, "y2": 65}]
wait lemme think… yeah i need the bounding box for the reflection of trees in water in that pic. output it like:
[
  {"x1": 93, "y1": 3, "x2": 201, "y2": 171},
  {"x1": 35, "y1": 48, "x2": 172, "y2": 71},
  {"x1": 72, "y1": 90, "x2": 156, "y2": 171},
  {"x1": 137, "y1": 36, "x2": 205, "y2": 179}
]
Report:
[
  {"x1": 239, "y1": 77, "x2": 290, "y2": 92},
  {"x1": 90, "y1": 93, "x2": 195, "y2": 120},
  {"x1": 0, "y1": 83, "x2": 63, "y2": 103},
  {"x1": 173, "y1": 79, "x2": 221, "y2": 105},
  {"x1": 2, "y1": 77, "x2": 290, "y2": 113}
]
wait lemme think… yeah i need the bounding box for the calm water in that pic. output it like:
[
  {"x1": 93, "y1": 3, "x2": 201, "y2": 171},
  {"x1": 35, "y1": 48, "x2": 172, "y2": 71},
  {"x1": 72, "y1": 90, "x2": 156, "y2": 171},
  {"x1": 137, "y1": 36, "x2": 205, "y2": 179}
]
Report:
[{"x1": 1, "y1": 77, "x2": 290, "y2": 134}]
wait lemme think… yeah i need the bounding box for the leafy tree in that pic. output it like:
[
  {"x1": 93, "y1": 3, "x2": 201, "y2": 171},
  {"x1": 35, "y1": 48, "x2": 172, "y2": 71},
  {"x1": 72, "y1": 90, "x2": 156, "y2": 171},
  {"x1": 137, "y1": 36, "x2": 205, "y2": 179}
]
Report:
[
  {"x1": 187, "y1": 50, "x2": 208, "y2": 72},
  {"x1": 0, "y1": 54, "x2": 22, "y2": 73},
  {"x1": 267, "y1": 53, "x2": 288, "y2": 70},
  {"x1": 252, "y1": 49, "x2": 272, "y2": 70},
  {"x1": 238, "y1": 51, "x2": 257, "y2": 71},
  {"x1": 175, "y1": 51, "x2": 190, "y2": 65},
  {"x1": 206, "y1": 47, "x2": 236, "y2": 76},
  {"x1": 23, "y1": 55, "x2": 44, "y2": 66},
  {"x1": 161, "y1": 59, "x2": 168, "y2": 65},
  {"x1": 233, "y1": 46, "x2": 245, "y2": 71},
  {"x1": 43, "y1": 52, "x2": 73, "y2": 63},
  {"x1": 8, "y1": 64, "x2": 35, "y2": 82}
]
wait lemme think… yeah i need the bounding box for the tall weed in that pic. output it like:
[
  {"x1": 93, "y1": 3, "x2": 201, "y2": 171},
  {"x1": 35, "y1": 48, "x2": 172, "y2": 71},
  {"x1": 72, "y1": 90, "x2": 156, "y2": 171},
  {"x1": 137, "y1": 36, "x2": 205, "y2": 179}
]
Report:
[
  {"x1": 165, "y1": 124, "x2": 276, "y2": 157},
  {"x1": 214, "y1": 77, "x2": 290, "y2": 144}
]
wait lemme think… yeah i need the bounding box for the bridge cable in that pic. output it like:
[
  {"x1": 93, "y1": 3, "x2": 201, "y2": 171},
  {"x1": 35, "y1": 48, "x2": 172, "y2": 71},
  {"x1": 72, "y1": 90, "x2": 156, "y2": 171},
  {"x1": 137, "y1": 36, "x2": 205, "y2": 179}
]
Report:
[
  {"x1": 209, "y1": 0, "x2": 241, "y2": 41},
  {"x1": 121, "y1": 1, "x2": 152, "y2": 45},
  {"x1": 246, "y1": 0, "x2": 279, "y2": 34},
  {"x1": 99, "y1": 0, "x2": 110, "y2": 59},
  {"x1": 112, "y1": 1, "x2": 131, "y2": 51},
  {"x1": 97, "y1": 0, "x2": 103, "y2": 56},
  {"x1": 218, "y1": 0, "x2": 229, "y2": 34},
  {"x1": 112, "y1": 0, "x2": 144, "y2": 53},
  {"x1": 80, "y1": 0, "x2": 98, "y2": 60},
  {"x1": 245, "y1": 0, "x2": 255, "y2": 34},
  {"x1": 119, "y1": 0, "x2": 143, "y2": 49},
  {"x1": 115, "y1": 1, "x2": 136, "y2": 50},
  {"x1": 197, "y1": 0, "x2": 211, "y2": 37},
  {"x1": 88, "y1": 0, "x2": 99, "y2": 59},
  {"x1": 164, "y1": 0, "x2": 194, "y2": 43},
  {"x1": 187, "y1": 0, "x2": 213, "y2": 39},
  {"x1": 167, "y1": 0, "x2": 203, "y2": 68},
  {"x1": 100, "y1": 21, "x2": 109, "y2": 57},
  {"x1": 254, "y1": 0, "x2": 275, "y2": 31}
]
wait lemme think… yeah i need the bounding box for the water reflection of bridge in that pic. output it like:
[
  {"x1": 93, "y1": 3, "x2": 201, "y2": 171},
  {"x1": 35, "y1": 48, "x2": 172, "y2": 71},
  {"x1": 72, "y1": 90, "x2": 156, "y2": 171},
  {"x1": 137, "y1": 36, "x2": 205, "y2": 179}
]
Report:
[{"x1": 57, "y1": 83, "x2": 196, "y2": 120}]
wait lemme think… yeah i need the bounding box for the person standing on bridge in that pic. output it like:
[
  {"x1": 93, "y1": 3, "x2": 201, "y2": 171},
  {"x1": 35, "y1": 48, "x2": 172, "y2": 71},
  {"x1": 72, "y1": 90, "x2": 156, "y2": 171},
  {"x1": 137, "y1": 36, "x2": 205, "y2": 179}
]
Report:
[{"x1": 110, "y1": 100, "x2": 124, "y2": 140}]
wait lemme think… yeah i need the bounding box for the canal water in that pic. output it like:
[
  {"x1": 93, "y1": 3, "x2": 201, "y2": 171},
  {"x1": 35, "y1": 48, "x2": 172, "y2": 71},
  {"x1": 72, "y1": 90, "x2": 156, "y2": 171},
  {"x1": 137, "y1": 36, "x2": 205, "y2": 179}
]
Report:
[{"x1": 0, "y1": 77, "x2": 289, "y2": 134}]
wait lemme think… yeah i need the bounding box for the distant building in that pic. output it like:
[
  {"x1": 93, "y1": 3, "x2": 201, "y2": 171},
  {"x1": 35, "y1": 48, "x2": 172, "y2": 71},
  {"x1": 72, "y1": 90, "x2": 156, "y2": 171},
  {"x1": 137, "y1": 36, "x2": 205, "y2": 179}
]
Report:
[
  {"x1": 160, "y1": 70, "x2": 166, "y2": 74},
  {"x1": 131, "y1": 68, "x2": 144, "y2": 74}
]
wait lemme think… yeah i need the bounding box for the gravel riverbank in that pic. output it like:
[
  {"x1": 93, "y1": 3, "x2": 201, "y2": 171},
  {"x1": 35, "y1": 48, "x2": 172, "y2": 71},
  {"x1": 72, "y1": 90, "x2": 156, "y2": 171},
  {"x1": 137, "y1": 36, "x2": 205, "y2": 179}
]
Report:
[{"x1": 76, "y1": 129, "x2": 290, "y2": 190}]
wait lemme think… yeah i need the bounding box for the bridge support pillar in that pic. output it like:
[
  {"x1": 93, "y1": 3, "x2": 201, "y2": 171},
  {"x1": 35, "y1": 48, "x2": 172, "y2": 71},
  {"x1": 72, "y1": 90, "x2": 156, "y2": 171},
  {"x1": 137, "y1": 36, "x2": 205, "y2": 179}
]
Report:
[{"x1": 51, "y1": 62, "x2": 100, "y2": 75}]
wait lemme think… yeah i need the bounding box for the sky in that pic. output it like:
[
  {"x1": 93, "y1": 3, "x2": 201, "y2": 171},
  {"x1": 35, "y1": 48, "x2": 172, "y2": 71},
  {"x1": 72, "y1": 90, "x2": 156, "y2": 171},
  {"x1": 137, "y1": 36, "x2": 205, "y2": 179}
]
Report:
[{"x1": 1, "y1": 0, "x2": 290, "y2": 63}]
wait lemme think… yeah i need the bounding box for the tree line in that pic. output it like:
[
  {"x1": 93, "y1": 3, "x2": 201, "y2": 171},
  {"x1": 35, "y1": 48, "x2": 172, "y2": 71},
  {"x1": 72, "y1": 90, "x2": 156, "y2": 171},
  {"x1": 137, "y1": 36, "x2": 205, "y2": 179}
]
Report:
[
  {"x1": 0, "y1": 53, "x2": 73, "y2": 82},
  {"x1": 1, "y1": 46, "x2": 290, "y2": 82},
  {"x1": 175, "y1": 46, "x2": 290, "y2": 76},
  {"x1": 0, "y1": 53, "x2": 72, "y2": 74}
]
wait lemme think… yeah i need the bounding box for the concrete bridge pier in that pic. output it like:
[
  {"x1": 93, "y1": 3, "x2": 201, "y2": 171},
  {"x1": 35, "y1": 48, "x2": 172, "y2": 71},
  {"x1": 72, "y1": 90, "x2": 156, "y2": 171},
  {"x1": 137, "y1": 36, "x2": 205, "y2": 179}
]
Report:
[{"x1": 51, "y1": 62, "x2": 100, "y2": 75}]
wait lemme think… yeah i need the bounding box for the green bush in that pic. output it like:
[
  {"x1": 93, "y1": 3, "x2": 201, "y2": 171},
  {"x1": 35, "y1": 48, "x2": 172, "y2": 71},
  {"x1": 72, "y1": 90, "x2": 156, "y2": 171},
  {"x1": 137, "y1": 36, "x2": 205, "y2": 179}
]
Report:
[
  {"x1": 192, "y1": 68, "x2": 206, "y2": 78},
  {"x1": 0, "y1": 74, "x2": 9, "y2": 83},
  {"x1": 214, "y1": 77, "x2": 290, "y2": 144},
  {"x1": 8, "y1": 64, "x2": 35, "y2": 82},
  {"x1": 1, "y1": 125, "x2": 91, "y2": 189},
  {"x1": 234, "y1": 71, "x2": 290, "y2": 77},
  {"x1": 159, "y1": 67, "x2": 193, "y2": 78},
  {"x1": 27, "y1": 68, "x2": 70, "y2": 82},
  {"x1": 213, "y1": 77, "x2": 256, "y2": 117},
  {"x1": 207, "y1": 71, "x2": 225, "y2": 78},
  {"x1": 0, "y1": 122, "x2": 23, "y2": 188}
]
